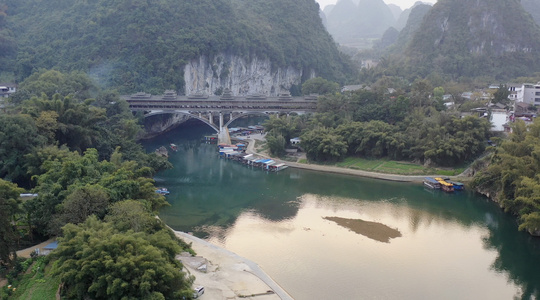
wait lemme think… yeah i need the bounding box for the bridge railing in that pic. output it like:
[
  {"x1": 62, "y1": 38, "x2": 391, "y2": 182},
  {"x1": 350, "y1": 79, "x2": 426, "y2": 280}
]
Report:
[{"x1": 126, "y1": 99, "x2": 318, "y2": 112}]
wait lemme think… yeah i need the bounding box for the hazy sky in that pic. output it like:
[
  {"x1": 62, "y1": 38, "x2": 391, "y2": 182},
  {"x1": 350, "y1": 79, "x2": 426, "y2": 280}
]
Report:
[{"x1": 316, "y1": 0, "x2": 436, "y2": 10}]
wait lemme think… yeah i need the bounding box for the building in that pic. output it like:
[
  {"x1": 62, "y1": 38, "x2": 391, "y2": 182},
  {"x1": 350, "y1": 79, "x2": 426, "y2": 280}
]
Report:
[
  {"x1": 0, "y1": 83, "x2": 16, "y2": 98},
  {"x1": 507, "y1": 83, "x2": 522, "y2": 102},
  {"x1": 515, "y1": 82, "x2": 540, "y2": 106}
]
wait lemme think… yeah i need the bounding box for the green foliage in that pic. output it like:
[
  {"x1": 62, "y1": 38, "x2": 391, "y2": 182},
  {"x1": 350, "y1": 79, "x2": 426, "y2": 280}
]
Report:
[
  {"x1": 0, "y1": 114, "x2": 46, "y2": 184},
  {"x1": 0, "y1": 179, "x2": 24, "y2": 268},
  {"x1": 472, "y1": 119, "x2": 540, "y2": 235},
  {"x1": 403, "y1": 109, "x2": 491, "y2": 166},
  {"x1": 105, "y1": 200, "x2": 160, "y2": 233},
  {"x1": 11, "y1": 70, "x2": 97, "y2": 104},
  {"x1": 4, "y1": 0, "x2": 354, "y2": 92},
  {"x1": 266, "y1": 132, "x2": 286, "y2": 157},
  {"x1": 27, "y1": 148, "x2": 168, "y2": 236},
  {"x1": 301, "y1": 127, "x2": 348, "y2": 162},
  {"x1": 492, "y1": 84, "x2": 510, "y2": 105},
  {"x1": 301, "y1": 77, "x2": 340, "y2": 95},
  {"x1": 52, "y1": 216, "x2": 193, "y2": 300},
  {"x1": 401, "y1": 0, "x2": 540, "y2": 80},
  {"x1": 12, "y1": 70, "x2": 171, "y2": 178}
]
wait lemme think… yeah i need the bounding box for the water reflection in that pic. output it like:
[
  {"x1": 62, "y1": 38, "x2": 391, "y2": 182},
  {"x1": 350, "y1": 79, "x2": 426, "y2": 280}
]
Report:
[{"x1": 144, "y1": 122, "x2": 540, "y2": 299}]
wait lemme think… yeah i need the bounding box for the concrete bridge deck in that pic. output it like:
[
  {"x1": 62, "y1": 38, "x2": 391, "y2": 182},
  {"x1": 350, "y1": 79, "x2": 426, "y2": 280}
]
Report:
[{"x1": 123, "y1": 92, "x2": 318, "y2": 144}]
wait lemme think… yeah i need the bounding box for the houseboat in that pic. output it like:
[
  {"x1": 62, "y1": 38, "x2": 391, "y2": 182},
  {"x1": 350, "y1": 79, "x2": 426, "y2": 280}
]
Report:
[
  {"x1": 448, "y1": 181, "x2": 465, "y2": 191},
  {"x1": 269, "y1": 163, "x2": 288, "y2": 172},
  {"x1": 423, "y1": 177, "x2": 441, "y2": 189},
  {"x1": 435, "y1": 178, "x2": 454, "y2": 192}
]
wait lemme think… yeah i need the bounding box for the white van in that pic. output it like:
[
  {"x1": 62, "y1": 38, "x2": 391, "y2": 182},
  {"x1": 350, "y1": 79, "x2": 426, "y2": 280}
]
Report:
[{"x1": 193, "y1": 286, "x2": 205, "y2": 298}]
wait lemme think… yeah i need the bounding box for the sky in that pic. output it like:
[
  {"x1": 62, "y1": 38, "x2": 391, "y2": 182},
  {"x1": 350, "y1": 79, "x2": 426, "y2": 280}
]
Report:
[{"x1": 316, "y1": 0, "x2": 436, "y2": 10}]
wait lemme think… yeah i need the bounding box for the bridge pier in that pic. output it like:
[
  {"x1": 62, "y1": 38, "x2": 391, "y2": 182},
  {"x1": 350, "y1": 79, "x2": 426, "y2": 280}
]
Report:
[
  {"x1": 208, "y1": 112, "x2": 213, "y2": 125},
  {"x1": 218, "y1": 127, "x2": 231, "y2": 145},
  {"x1": 219, "y1": 113, "x2": 224, "y2": 131}
]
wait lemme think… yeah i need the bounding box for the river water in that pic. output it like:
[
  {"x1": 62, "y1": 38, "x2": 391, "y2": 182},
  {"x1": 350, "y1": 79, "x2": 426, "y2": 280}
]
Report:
[{"x1": 144, "y1": 121, "x2": 540, "y2": 300}]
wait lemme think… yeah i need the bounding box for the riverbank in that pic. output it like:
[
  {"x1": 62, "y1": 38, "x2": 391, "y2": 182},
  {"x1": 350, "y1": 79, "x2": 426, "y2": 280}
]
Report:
[
  {"x1": 174, "y1": 231, "x2": 293, "y2": 300},
  {"x1": 238, "y1": 134, "x2": 469, "y2": 183}
]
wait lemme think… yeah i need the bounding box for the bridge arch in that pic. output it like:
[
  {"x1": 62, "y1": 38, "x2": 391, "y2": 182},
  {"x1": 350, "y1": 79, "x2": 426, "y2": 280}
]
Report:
[
  {"x1": 144, "y1": 110, "x2": 220, "y2": 133},
  {"x1": 224, "y1": 111, "x2": 278, "y2": 128}
]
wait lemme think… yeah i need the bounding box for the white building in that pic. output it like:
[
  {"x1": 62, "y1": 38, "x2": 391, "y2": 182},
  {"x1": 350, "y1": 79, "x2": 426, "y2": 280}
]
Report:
[
  {"x1": 0, "y1": 84, "x2": 16, "y2": 98},
  {"x1": 515, "y1": 82, "x2": 540, "y2": 105}
]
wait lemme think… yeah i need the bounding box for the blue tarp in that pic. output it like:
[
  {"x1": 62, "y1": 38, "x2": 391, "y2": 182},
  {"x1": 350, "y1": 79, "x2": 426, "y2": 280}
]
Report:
[{"x1": 44, "y1": 241, "x2": 58, "y2": 250}]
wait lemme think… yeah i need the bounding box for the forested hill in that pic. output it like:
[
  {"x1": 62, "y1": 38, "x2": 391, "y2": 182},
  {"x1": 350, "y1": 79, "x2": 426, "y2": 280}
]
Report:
[
  {"x1": 402, "y1": 0, "x2": 540, "y2": 79},
  {"x1": 2, "y1": 0, "x2": 354, "y2": 93}
]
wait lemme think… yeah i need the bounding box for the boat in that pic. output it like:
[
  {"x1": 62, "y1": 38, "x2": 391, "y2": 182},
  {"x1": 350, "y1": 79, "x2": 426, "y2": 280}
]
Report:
[
  {"x1": 448, "y1": 181, "x2": 465, "y2": 191},
  {"x1": 170, "y1": 143, "x2": 178, "y2": 151},
  {"x1": 423, "y1": 177, "x2": 441, "y2": 189},
  {"x1": 155, "y1": 187, "x2": 170, "y2": 195},
  {"x1": 435, "y1": 177, "x2": 454, "y2": 192},
  {"x1": 269, "y1": 163, "x2": 288, "y2": 172}
]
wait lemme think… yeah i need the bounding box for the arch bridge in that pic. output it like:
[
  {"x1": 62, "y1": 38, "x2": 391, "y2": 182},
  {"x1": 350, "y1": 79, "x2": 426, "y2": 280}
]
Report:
[{"x1": 123, "y1": 91, "x2": 318, "y2": 143}]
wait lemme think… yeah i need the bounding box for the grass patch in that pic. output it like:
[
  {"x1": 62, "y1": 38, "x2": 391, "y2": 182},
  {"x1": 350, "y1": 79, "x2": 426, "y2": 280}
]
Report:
[
  {"x1": 2, "y1": 257, "x2": 60, "y2": 300},
  {"x1": 314, "y1": 157, "x2": 465, "y2": 176}
]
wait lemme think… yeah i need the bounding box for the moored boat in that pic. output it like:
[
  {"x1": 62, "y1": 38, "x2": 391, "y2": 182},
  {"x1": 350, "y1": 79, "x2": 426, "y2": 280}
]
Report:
[
  {"x1": 435, "y1": 177, "x2": 454, "y2": 192},
  {"x1": 423, "y1": 177, "x2": 441, "y2": 189},
  {"x1": 448, "y1": 181, "x2": 465, "y2": 190},
  {"x1": 155, "y1": 187, "x2": 170, "y2": 195}
]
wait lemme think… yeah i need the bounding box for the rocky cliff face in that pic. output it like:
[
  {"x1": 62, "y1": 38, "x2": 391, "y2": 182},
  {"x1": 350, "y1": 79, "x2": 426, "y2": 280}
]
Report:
[
  {"x1": 403, "y1": 0, "x2": 540, "y2": 79},
  {"x1": 184, "y1": 53, "x2": 305, "y2": 96},
  {"x1": 143, "y1": 114, "x2": 192, "y2": 138}
]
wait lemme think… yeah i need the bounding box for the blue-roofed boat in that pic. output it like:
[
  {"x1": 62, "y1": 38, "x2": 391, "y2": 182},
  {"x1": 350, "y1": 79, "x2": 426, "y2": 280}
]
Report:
[
  {"x1": 448, "y1": 181, "x2": 465, "y2": 190},
  {"x1": 423, "y1": 177, "x2": 441, "y2": 189}
]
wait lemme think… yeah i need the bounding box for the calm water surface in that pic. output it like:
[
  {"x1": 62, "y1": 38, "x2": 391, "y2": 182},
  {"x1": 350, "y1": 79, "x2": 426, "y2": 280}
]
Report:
[{"x1": 145, "y1": 121, "x2": 540, "y2": 300}]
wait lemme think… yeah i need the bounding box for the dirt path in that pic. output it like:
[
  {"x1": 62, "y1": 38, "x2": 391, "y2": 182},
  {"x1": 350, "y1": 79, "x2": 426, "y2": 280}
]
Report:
[{"x1": 16, "y1": 238, "x2": 56, "y2": 258}]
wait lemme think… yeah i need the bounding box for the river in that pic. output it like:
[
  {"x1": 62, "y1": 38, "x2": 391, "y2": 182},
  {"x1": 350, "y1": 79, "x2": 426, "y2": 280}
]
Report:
[{"x1": 144, "y1": 120, "x2": 540, "y2": 300}]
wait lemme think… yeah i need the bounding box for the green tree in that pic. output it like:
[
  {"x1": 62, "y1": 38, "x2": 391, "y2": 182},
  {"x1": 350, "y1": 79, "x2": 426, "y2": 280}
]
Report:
[
  {"x1": 471, "y1": 118, "x2": 540, "y2": 235},
  {"x1": 56, "y1": 184, "x2": 110, "y2": 225},
  {"x1": 301, "y1": 127, "x2": 347, "y2": 162},
  {"x1": 302, "y1": 77, "x2": 340, "y2": 95},
  {"x1": 0, "y1": 114, "x2": 46, "y2": 184},
  {"x1": 0, "y1": 179, "x2": 24, "y2": 268},
  {"x1": 492, "y1": 84, "x2": 510, "y2": 105},
  {"x1": 53, "y1": 216, "x2": 194, "y2": 300},
  {"x1": 28, "y1": 148, "x2": 168, "y2": 235},
  {"x1": 266, "y1": 132, "x2": 286, "y2": 156},
  {"x1": 105, "y1": 200, "x2": 159, "y2": 233}
]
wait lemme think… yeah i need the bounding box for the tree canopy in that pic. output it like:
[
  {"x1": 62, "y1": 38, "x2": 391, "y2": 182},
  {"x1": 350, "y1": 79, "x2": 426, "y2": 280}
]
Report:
[{"x1": 472, "y1": 119, "x2": 540, "y2": 235}]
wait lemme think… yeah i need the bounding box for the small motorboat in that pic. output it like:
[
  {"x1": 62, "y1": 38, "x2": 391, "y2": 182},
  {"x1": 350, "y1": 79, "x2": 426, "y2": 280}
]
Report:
[
  {"x1": 170, "y1": 143, "x2": 178, "y2": 151},
  {"x1": 155, "y1": 187, "x2": 170, "y2": 195}
]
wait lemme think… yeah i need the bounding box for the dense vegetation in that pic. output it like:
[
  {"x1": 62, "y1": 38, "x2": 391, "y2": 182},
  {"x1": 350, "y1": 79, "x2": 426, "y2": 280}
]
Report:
[
  {"x1": 359, "y1": 0, "x2": 540, "y2": 83},
  {"x1": 1, "y1": 0, "x2": 354, "y2": 93},
  {"x1": 264, "y1": 78, "x2": 492, "y2": 167},
  {"x1": 472, "y1": 120, "x2": 540, "y2": 236},
  {"x1": 0, "y1": 70, "x2": 195, "y2": 299}
]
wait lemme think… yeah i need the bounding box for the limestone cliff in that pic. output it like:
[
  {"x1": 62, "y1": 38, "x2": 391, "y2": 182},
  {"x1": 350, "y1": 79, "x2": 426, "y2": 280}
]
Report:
[
  {"x1": 143, "y1": 114, "x2": 192, "y2": 139},
  {"x1": 184, "y1": 53, "x2": 305, "y2": 97}
]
